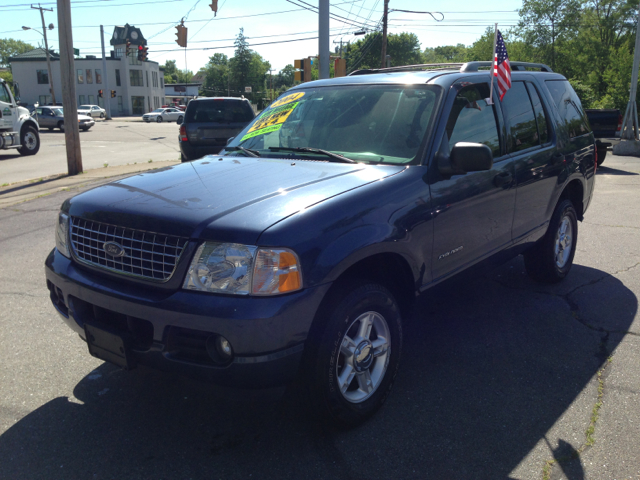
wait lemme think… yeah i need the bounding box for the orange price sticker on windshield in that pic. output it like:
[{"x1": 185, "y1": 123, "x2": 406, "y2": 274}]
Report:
[{"x1": 269, "y1": 92, "x2": 305, "y2": 109}]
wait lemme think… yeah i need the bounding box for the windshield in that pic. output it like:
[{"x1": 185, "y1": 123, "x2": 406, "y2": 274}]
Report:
[
  {"x1": 152, "y1": 108, "x2": 165, "y2": 113},
  {"x1": 226, "y1": 84, "x2": 441, "y2": 165}
]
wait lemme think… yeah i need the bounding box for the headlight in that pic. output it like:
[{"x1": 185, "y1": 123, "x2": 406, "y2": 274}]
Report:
[
  {"x1": 55, "y1": 212, "x2": 71, "y2": 258},
  {"x1": 183, "y1": 242, "x2": 302, "y2": 296}
]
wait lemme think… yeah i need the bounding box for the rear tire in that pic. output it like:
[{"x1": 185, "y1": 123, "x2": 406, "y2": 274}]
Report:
[
  {"x1": 307, "y1": 281, "x2": 402, "y2": 427},
  {"x1": 58, "y1": 121, "x2": 64, "y2": 132},
  {"x1": 100, "y1": 112, "x2": 105, "y2": 119},
  {"x1": 524, "y1": 199, "x2": 578, "y2": 283},
  {"x1": 18, "y1": 126, "x2": 40, "y2": 156}
]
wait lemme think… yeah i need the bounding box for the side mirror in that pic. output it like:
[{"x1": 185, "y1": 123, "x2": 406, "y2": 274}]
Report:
[
  {"x1": 177, "y1": 116, "x2": 183, "y2": 125},
  {"x1": 226, "y1": 137, "x2": 235, "y2": 145},
  {"x1": 439, "y1": 142, "x2": 493, "y2": 176}
]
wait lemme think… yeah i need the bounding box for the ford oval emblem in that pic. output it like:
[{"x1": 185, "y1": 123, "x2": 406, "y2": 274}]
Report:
[{"x1": 103, "y1": 241, "x2": 126, "y2": 257}]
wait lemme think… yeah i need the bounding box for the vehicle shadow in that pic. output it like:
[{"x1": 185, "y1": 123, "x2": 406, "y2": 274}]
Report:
[
  {"x1": 0, "y1": 259, "x2": 635, "y2": 480},
  {"x1": 596, "y1": 165, "x2": 639, "y2": 175}
]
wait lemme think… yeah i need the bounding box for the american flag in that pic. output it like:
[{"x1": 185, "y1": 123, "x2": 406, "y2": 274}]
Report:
[{"x1": 494, "y1": 30, "x2": 511, "y2": 101}]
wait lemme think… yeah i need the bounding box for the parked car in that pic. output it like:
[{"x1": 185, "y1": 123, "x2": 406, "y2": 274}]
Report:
[
  {"x1": 142, "y1": 107, "x2": 184, "y2": 123},
  {"x1": 32, "y1": 106, "x2": 95, "y2": 131},
  {"x1": 585, "y1": 109, "x2": 621, "y2": 166},
  {"x1": 77, "y1": 104, "x2": 106, "y2": 119},
  {"x1": 45, "y1": 62, "x2": 596, "y2": 426},
  {"x1": 179, "y1": 97, "x2": 255, "y2": 162}
]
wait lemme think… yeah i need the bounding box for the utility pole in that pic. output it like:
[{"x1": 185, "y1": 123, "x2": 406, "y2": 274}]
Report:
[
  {"x1": 56, "y1": 0, "x2": 83, "y2": 175},
  {"x1": 100, "y1": 25, "x2": 111, "y2": 120},
  {"x1": 268, "y1": 68, "x2": 274, "y2": 102},
  {"x1": 621, "y1": 2, "x2": 640, "y2": 141},
  {"x1": 381, "y1": 0, "x2": 389, "y2": 68},
  {"x1": 319, "y1": 0, "x2": 330, "y2": 79},
  {"x1": 32, "y1": 4, "x2": 56, "y2": 105}
]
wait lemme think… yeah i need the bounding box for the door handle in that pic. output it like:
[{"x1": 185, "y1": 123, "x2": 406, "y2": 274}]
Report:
[{"x1": 494, "y1": 171, "x2": 512, "y2": 187}]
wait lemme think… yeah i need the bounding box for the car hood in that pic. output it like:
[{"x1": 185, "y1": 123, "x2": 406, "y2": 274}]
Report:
[
  {"x1": 78, "y1": 114, "x2": 93, "y2": 121},
  {"x1": 65, "y1": 157, "x2": 406, "y2": 244}
]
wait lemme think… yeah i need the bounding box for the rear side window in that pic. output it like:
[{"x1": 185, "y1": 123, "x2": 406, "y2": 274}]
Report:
[
  {"x1": 526, "y1": 83, "x2": 550, "y2": 145},
  {"x1": 186, "y1": 100, "x2": 254, "y2": 123},
  {"x1": 446, "y1": 84, "x2": 501, "y2": 158},
  {"x1": 545, "y1": 80, "x2": 590, "y2": 138},
  {"x1": 501, "y1": 81, "x2": 538, "y2": 153}
]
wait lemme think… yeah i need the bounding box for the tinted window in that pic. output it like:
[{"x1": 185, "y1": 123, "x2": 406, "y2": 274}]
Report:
[
  {"x1": 501, "y1": 82, "x2": 538, "y2": 153},
  {"x1": 545, "y1": 80, "x2": 590, "y2": 138},
  {"x1": 525, "y1": 83, "x2": 550, "y2": 145},
  {"x1": 446, "y1": 84, "x2": 500, "y2": 158},
  {"x1": 186, "y1": 100, "x2": 255, "y2": 124}
]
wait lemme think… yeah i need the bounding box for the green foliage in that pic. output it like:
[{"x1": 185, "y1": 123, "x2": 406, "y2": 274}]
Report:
[
  {"x1": 202, "y1": 53, "x2": 229, "y2": 96},
  {"x1": 345, "y1": 32, "x2": 422, "y2": 72},
  {"x1": 228, "y1": 28, "x2": 271, "y2": 105},
  {"x1": 0, "y1": 38, "x2": 35, "y2": 67}
]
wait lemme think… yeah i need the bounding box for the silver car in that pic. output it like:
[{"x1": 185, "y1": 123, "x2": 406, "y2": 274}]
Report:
[
  {"x1": 77, "y1": 104, "x2": 106, "y2": 118},
  {"x1": 142, "y1": 108, "x2": 184, "y2": 123},
  {"x1": 32, "y1": 106, "x2": 95, "y2": 132}
]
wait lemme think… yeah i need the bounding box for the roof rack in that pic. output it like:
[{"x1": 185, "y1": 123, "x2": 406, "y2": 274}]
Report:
[
  {"x1": 349, "y1": 63, "x2": 464, "y2": 76},
  {"x1": 461, "y1": 61, "x2": 553, "y2": 72},
  {"x1": 348, "y1": 61, "x2": 553, "y2": 76}
]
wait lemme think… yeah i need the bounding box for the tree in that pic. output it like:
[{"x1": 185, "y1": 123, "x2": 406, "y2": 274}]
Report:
[
  {"x1": 203, "y1": 53, "x2": 230, "y2": 96},
  {"x1": 162, "y1": 59, "x2": 179, "y2": 84},
  {"x1": 345, "y1": 32, "x2": 422, "y2": 72},
  {"x1": 0, "y1": 38, "x2": 35, "y2": 67},
  {"x1": 228, "y1": 28, "x2": 271, "y2": 104}
]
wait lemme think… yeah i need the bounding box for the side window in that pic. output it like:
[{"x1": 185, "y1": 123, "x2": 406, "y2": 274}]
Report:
[
  {"x1": 501, "y1": 81, "x2": 539, "y2": 153},
  {"x1": 446, "y1": 84, "x2": 500, "y2": 158},
  {"x1": 525, "y1": 83, "x2": 550, "y2": 145},
  {"x1": 545, "y1": 79, "x2": 589, "y2": 138},
  {"x1": 0, "y1": 84, "x2": 11, "y2": 103}
]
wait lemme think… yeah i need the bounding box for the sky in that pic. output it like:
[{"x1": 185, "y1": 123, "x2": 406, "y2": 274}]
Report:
[{"x1": 1, "y1": 0, "x2": 524, "y2": 75}]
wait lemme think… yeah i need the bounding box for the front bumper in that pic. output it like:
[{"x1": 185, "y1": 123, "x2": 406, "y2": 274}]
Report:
[{"x1": 45, "y1": 248, "x2": 330, "y2": 387}]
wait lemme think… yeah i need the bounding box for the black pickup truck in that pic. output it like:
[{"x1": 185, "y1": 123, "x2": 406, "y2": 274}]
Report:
[
  {"x1": 45, "y1": 62, "x2": 596, "y2": 426},
  {"x1": 585, "y1": 108, "x2": 621, "y2": 165}
]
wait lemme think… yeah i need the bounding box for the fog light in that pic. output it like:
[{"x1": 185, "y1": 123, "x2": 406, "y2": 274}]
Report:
[{"x1": 217, "y1": 336, "x2": 233, "y2": 358}]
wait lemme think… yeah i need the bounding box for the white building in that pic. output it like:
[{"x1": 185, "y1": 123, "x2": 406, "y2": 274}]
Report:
[
  {"x1": 164, "y1": 83, "x2": 202, "y2": 107},
  {"x1": 10, "y1": 24, "x2": 165, "y2": 116}
]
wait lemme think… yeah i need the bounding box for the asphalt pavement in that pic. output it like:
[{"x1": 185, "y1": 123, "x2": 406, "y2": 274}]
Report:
[{"x1": 0, "y1": 153, "x2": 638, "y2": 479}]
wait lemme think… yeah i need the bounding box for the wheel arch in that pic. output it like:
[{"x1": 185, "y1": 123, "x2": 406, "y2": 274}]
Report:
[
  {"x1": 20, "y1": 118, "x2": 39, "y2": 134},
  {"x1": 559, "y1": 179, "x2": 584, "y2": 221}
]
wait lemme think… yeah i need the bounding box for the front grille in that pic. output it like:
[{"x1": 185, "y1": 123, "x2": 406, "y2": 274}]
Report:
[{"x1": 70, "y1": 217, "x2": 188, "y2": 281}]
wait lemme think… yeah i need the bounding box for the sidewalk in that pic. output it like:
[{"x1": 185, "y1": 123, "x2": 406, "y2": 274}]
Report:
[{"x1": 0, "y1": 160, "x2": 180, "y2": 208}]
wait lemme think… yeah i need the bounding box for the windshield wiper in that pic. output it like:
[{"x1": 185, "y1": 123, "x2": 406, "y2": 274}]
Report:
[
  {"x1": 268, "y1": 147, "x2": 355, "y2": 164},
  {"x1": 225, "y1": 146, "x2": 261, "y2": 157}
]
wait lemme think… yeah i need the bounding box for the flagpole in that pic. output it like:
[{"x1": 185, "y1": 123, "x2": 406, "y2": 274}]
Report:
[{"x1": 488, "y1": 23, "x2": 498, "y2": 105}]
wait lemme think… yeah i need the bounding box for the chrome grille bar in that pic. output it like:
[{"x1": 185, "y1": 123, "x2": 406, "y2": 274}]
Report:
[{"x1": 70, "y1": 217, "x2": 188, "y2": 281}]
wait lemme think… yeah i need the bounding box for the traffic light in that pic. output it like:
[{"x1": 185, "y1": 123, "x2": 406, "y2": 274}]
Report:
[
  {"x1": 294, "y1": 58, "x2": 312, "y2": 83},
  {"x1": 98, "y1": 89, "x2": 104, "y2": 98},
  {"x1": 137, "y1": 45, "x2": 144, "y2": 61},
  {"x1": 111, "y1": 90, "x2": 116, "y2": 98},
  {"x1": 125, "y1": 40, "x2": 131, "y2": 57},
  {"x1": 141, "y1": 46, "x2": 148, "y2": 61},
  {"x1": 175, "y1": 24, "x2": 187, "y2": 48}
]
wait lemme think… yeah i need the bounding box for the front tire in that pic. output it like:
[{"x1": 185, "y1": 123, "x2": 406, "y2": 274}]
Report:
[
  {"x1": 18, "y1": 126, "x2": 40, "y2": 156},
  {"x1": 156, "y1": 116, "x2": 163, "y2": 123},
  {"x1": 524, "y1": 199, "x2": 578, "y2": 283},
  {"x1": 308, "y1": 282, "x2": 402, "y2": 427}
]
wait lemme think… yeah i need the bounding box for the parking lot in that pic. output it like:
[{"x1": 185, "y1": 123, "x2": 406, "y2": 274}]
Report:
[
  {"x1": 0, "y1": 118, "x2": 182, "y2": 186},
  {"x1": 0, "y1": 152, "x2": 638, "y2": 479}
]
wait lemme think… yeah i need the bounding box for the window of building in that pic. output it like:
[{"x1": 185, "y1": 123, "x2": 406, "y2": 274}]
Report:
[
  {"x1": 88, "y1": 95, "x2": 95, "y2": 105},
  {"x1": 115, "y1": 69, "x2": 121, "y2": 87},
  {"x1": 146, "y1": 71, "x2": 149, "y2": 88},
  {"x1": 129, "y1": 52, "x2": 141, "y2": 66},
  {"x1": 95, "y1": 69, "x2": 102, "y2": 84},
  {"x1": 98, "y1": 96, "x2": 104, "y2": 108},
  {"x1": 115, "y1": 47, "x2": 123, "y2": 58},
  {"x1": 160, "y1": 77, "x2": 164, "y2": 88},
  {"x1": 148, "y1": 96, "x2": 151, "y2": 111},
  {"x1": 86, "y1": 69, "x2": 93, "y2": 84},
  {"x1": 130, "y1": 69, "x2": 143, "y2": 87},
  {"x1": 79, "y1": 95, "x2": 86, "y2": 105},
  {"x1": 36, "y1": 69, "x2": 49, "y2": 85},
  {"x1": 131, "y1": 95, "x2": 145, "y2": 114},
  {"x1": 446, "y1": 83, "x2": 501, "y2": 158},
  {"x1": 38, "y1": 95, "x2": 51, "y2": 105},
  {"x1": 118, "y1": 96, "x2": 123, "y2": 113},
  {"x1": 77, "y1": 69, "x2": 84, "y2": 84}
]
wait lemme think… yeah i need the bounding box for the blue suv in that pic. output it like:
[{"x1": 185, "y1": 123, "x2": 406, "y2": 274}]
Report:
[{"x1": 45, "y1": 62, "x2": 596, "y2": 426}]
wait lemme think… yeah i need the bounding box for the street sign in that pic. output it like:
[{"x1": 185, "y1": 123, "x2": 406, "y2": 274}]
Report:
[
  {"x1": 73, "y1": 48, "x2": 79, "y2": 56},
  {"x1": 245, "y1": 86, "x2": 252, "y2": 93}
]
